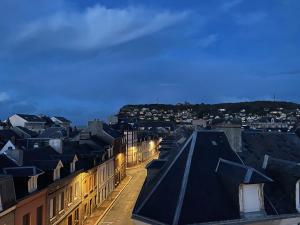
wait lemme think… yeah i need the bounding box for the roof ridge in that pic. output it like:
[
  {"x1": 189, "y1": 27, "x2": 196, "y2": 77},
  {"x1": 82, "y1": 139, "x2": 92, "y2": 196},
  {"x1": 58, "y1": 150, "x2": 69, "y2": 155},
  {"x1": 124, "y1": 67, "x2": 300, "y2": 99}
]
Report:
[
  {"x1": 135, "y1": 133, "x2": 194, "y2": 213},
  {"x1": 172, "y1": 131, "x2": 198, "y2": 225}
]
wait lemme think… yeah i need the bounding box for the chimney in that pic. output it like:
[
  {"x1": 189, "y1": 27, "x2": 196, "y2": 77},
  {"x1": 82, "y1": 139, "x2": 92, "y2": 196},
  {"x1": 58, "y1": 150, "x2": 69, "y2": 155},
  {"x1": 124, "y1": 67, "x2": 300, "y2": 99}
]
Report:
[
  {"x1": 217, "y1": 125, "x2": 242, "y2": 152},
  {"x1": 87, "y1": 120, "x2": 104, "y2": 136},
  {"x1": 33, "y1": 142, "x2": 39, "y2": 148},
  {"x1": 49, "y1": 139, "x2": 63, "y2": 154},
  {"x1": 6, "y1": 148, "x2": 23, "y2": 166}
]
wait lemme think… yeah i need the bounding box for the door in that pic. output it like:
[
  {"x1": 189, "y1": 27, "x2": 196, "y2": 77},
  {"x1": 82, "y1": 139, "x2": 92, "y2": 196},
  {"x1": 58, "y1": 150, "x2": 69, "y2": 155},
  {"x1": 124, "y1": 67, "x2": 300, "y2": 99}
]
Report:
[{"x1": 242, "y1": 184, "x2": 261, "y2": 213}]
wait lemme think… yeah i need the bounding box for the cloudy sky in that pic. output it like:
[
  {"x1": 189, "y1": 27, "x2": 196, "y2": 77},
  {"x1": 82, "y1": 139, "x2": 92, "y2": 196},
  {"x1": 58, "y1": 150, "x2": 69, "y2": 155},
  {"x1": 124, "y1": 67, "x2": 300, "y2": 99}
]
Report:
[{"x1": 0, "y1": 0, "x2": 299, "y2": 124}]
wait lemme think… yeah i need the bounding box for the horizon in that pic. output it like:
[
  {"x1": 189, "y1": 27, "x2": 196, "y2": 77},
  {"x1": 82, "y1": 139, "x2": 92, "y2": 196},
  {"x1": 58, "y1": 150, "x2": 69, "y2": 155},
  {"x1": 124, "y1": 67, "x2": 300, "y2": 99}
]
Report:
[
  {"x1": 1, "y1": 99, "x2": 300, "y2": 126},
  {"x1": 1, "y1": 0, "x2": 300, "y2": 124}
]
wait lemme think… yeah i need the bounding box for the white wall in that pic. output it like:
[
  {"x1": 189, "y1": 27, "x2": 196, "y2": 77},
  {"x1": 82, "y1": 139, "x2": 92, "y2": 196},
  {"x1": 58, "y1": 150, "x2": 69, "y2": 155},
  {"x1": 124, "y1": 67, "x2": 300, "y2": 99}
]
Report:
[
  {"x1": 0, "y1": 141, "x2": 15, "y2": 154},
  {"x1": 9, "y1": 114, "x2": 26, "y2": 127}
]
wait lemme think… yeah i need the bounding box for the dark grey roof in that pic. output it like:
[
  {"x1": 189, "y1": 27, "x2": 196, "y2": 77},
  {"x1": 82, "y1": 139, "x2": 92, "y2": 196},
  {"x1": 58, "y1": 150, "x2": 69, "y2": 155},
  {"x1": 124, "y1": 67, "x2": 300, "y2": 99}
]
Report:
[
  {"x1": 216, "y1": 158, "x2": 273, "y2": 184},
  {"x1": 103, "y1": 123, "x2": 122, "y2": 138},
  {"x1": 0, "y1": 154, "x2": 17, "y2": 169},
  {"x1": 38, "y1": 127, "x2": 66, "y2": 138},
  {"x1": 16, "y1": 114, "x2": 45, "y2": 123},
  {"x1": 134, "y1": 131, "x2": 271, "y2": 224},
  {"x1": 53, "y1": 116, "x2": 71, "y2": 123},
  {"x1": 16, "y1": 126, "x2": 39, "y2": 137},
  {"x1": 3, "y1": 166, "x2": 44, "y2": 177},
  {"x1": 240, "y1": 131, "x2": 300, "y2": 215},
  {"x1": 0, "y1": 129, "x2": 20, "y2": 141}
]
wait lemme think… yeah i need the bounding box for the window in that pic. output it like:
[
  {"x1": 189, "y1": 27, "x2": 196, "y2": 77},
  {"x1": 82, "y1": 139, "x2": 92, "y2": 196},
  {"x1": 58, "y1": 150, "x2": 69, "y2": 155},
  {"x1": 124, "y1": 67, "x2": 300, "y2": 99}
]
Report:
[
  {"x1": 68, "y1": 215, "x2": 72, "y2": 225},
  {"x1": 70, "y1": 160, "x2": 77, "y2": 173},
  {"x1": 53, "y1": 168, "x2": 60, "y2": 181},
  {"x1": 94, "y1": 173, "x2": 97, "y2": 188},
  {"x1": 50, "y1": 197, "x2": 56, "y2": 219},
  {"x1": 84, "y1": 204, "x2": 88, "y2": 219},
  {"x1": 58, "y1": 192, "x2": 64, "y2": 212},
  {"x1": 23, "y1": 213, "x2": 30, "y2": 225},
  {"x1": 68, "y1": 186, "x2": 73, "y2": 204},
  {"x1": 36, "y1": 206, "x2": 43, "y2": 225},
  {"x1": 83, "y1": 179, "x2": 88, "y2": 197},
  {"x1": 239, "y1": 184, "x2": 262, "y2": 214},
  {"x1": 296, "y1": 180, "x2": 300, "y2": 212},
  {"x1": 0, "y1": 194, "x2": 3, "y2": 211},
  {"x1": 74, "y1": 209, "x2": 79, "y2": 224},
  {"x1": 89, "y1": 176, "x2": 93, "y2": 192},
  {"x1": 54, "y1": 161, "x2": 63, "y2": 181},
  {"x1": 28, "y1": 176, "x2": 38, "y2": 193},
  {"x1": 75, "y1": 182, "x2": 80, "y2": 199}
]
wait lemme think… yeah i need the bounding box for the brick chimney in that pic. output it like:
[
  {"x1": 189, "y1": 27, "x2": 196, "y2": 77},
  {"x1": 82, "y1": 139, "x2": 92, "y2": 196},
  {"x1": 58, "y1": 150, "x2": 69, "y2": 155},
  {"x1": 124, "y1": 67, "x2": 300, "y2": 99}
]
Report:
[
  {"x1": 216, "y1": 124, "x2": 242, "y2": 152},
  {"x1": 87, "y1": 119, "x2": 104, "y2": 136},
  {"x1": 49, "y1": 139, "x2": 63, "y2": 154}
]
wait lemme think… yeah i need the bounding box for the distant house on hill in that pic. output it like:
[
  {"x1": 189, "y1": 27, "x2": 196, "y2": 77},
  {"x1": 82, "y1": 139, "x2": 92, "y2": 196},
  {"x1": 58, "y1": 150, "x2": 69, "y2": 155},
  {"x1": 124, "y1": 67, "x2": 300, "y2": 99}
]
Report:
[{"x1": 9, "y1": 114, "x2": 45, "y2": 132}]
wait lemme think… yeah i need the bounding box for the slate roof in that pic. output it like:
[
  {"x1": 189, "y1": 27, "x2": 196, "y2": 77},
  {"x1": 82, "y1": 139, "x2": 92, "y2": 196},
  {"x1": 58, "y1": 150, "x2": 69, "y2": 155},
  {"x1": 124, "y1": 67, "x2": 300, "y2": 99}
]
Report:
[
  {"x1": 103, "y1": 123, "x2": 123, "y2": 138},
  {"x1": 0, "y1": 129, "x2": 20, "y2": 141},
  {"x1": 0, "y1": 154, "x2": 17, "y2": 169},
  {"x1": 3, "y1": 167, "x2": 44, "y2": 177},
  {"x1": 16, "y1": 126, "x2": 39, "y2": 137},
  {"x1": 16, "y1": 114, "x2": 45, "y2": 123},
  {"x1": 52, "y1": 116, "x2": 71, "y2": 123},
  {"x1": 133, "y1": 131, "x2": 272, "y2": 224},
  {"x1": 239, "y1": 131, "x2": 300, "y2": 215},
  {"x1": 38, "y1": 127, "x2": 67, "y2": 138}
]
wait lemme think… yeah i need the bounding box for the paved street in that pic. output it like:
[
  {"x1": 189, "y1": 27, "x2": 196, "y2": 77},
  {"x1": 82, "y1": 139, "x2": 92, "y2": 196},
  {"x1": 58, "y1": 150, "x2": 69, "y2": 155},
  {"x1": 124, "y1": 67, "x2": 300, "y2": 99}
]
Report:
[{"x1": 98, "y1": 159, "x2": 153, "y2": 225}]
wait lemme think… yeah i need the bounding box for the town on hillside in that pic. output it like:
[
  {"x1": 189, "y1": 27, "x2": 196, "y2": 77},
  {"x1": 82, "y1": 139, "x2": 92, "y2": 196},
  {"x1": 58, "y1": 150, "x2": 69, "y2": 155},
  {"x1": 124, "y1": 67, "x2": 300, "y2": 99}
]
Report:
[{"x1": 1, "y1": 101, "x2": 300, "y2": 225}]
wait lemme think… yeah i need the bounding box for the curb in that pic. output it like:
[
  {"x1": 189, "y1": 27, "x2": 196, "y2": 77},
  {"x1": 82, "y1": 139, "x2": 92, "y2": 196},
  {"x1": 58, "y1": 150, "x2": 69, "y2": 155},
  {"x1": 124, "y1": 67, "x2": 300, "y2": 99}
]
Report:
[{"x1": 95, "y1": 175, "x2": 133, "y2": 225}]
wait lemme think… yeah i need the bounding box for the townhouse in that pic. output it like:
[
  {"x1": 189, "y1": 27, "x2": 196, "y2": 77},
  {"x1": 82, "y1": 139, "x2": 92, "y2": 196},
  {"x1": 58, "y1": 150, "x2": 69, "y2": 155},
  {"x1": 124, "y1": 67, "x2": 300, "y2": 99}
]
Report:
[{"x1": 0, "y1": 129, "x2": 116, "y2": 225}]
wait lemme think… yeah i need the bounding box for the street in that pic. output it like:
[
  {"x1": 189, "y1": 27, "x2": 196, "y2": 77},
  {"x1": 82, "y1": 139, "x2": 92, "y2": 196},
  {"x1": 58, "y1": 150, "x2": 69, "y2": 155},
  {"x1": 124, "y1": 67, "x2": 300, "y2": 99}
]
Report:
[{"x1": 97, "y1": 161, "x2": 150, "y2": 225}]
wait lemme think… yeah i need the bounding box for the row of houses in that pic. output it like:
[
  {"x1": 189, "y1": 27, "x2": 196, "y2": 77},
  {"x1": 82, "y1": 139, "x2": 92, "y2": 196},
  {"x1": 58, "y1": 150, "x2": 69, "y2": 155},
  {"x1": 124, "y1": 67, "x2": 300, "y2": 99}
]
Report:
[
  {"x1": 0, "y1": 113, "x2": 161, "y2": 225},
  {"x1": 0, "y1": 116, "x2": 123, "y2": 225},
  {"x1": 133, "y1": 127, "x2": 300, "y2": 225}
]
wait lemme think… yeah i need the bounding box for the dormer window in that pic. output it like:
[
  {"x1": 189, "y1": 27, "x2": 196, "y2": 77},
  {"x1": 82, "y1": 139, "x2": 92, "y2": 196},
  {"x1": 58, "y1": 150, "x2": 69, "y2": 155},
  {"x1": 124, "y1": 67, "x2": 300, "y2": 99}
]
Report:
[
  {"x1": 296, "y1": 180, "x2": 300, "y2": 212},
  {"x1": 53, "y1": 161, "x2": 63, "y2": 181},
  {"x1": 239, "y1": 184, "x2": 264, "y2": 216},
  {"x1": 70, "y1": 156, "x2": 78, "y2": 173},
  {"x1": 28, "y1": 176, "x2": 38, "y2": 193}
]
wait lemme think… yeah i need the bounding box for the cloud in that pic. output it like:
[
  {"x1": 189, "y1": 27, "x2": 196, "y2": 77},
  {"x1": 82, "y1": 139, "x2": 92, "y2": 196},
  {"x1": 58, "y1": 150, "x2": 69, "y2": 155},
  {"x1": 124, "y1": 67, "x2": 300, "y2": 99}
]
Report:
[
  {"x1": 235, "y1": 12, "x2": 267, "y2": 25},
  {"x1": 221, "y1": 0, "x2": 244, "y2": 11},
  {"x1": 0, "y1": 92, "x2": 9, "y2": 102},
  {"x1": 197, "y1": 34, "x2": 219, "y2": 48},
  {"x1": 9, "y1": 5, "x2": 189, "y2": 52}
]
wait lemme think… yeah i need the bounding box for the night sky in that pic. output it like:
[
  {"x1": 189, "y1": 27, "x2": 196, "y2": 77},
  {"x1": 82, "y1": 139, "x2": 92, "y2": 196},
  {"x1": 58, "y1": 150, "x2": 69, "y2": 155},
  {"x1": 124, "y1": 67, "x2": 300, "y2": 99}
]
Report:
[{"x1": 0, "y1": 0, "x2": 299, "y2": 124}]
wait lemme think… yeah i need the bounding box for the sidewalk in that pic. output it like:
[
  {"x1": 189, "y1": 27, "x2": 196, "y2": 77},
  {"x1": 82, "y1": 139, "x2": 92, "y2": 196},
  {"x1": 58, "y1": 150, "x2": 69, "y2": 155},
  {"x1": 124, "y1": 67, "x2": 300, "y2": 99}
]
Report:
[
  {"x1": 126, "y1": 152, "x2": 159, "y2": 170},
  {"x1": 84, "y1": 175, "x2": 132, "y2": 225}
]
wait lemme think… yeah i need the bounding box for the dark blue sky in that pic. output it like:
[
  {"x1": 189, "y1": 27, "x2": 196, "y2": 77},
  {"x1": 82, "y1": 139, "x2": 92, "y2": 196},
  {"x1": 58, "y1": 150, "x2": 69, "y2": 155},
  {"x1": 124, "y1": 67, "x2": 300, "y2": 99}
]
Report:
[{"x1": 0, "y1": 0, "x2": 299, "y2": 124}]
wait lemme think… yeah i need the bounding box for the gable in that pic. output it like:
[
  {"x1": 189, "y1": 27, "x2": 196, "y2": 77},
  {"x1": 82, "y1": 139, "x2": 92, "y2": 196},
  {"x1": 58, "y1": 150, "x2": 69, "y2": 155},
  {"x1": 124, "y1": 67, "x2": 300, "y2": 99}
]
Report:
[{"x1": 0, "y1": 141, "x2": 16, "y2": 154}]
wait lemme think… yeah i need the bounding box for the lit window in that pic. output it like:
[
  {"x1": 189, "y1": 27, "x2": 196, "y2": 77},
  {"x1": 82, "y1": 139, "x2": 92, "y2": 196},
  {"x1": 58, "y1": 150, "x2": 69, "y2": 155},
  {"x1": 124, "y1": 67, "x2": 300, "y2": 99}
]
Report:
[
  {"x1": 58, "y1": 192, "x2": 64, "y2": 212},
  {"x1": 68, "y1": 186, "x2": 73, "y2": 204},
  {"x1": 50, "y1": 197, "x2": 56, "y2": 219}
]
